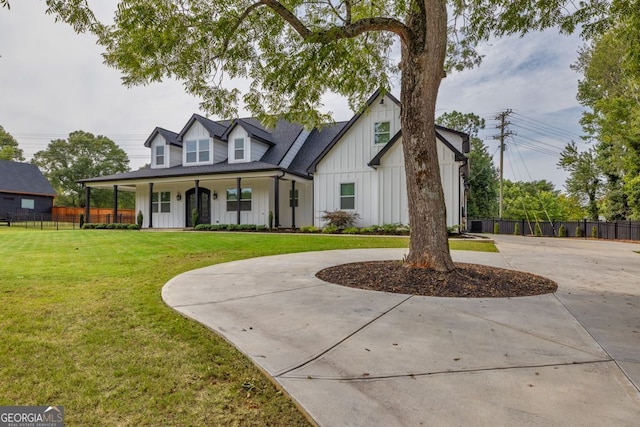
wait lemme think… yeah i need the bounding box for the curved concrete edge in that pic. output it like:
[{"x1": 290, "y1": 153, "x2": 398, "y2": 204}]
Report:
[{"x1": 162, "y1": 245, "x2": 640, "y2": 426}]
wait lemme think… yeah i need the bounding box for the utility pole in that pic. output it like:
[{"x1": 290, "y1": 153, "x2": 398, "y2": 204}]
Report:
[{"x1": 493, "y1": 110, "x2": 514, "y2": 218}]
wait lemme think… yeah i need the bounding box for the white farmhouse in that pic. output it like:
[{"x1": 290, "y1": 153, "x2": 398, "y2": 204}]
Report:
[{"x1": 80, "y1": 90, "x2": 470, "y2": 229}]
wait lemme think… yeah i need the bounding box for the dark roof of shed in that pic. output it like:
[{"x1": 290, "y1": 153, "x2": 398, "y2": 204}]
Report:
[{"x1": 0, "y1": 160, "x2": 57, "y2": 197}]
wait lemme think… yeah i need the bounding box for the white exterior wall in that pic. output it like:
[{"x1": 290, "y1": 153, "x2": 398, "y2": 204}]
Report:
[
  {"x1": 213, "y1": 140, "x2": 227, "y2": 162},
  {"x1": 169, "y1": 145, "x2": 182, "y2": 167},
  {"x1": 280, "y1": 130, "x2": 310, "y2": 168},
  {"x1": 313, "y1": 94, "x2": 399, "y2": 227},
  {"x1": 250, "y1": 139, "x2": 270, "y2": 162},
  {"x1": 313, "y1": 94, "x2": 463, "y2": 228},
  {"x1": 135, "y1": 178, "x2": 276, "y2": 228},
  {"x1": 275, "y1": 179, "x2": 313, "y2": 228}
]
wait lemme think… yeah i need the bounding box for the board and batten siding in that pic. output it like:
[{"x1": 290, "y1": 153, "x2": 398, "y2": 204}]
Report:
[
  {"x1": 314, "y1": 93, "x2": 463, "y2": 228},
  {"x1": 182, "y1": 121, "x2": 214, "y2": 165},
  {"x1": 314, "y1": 94, "x2": 398, "y2": 227},
  {"x1": 271, "y1": 178, "x2": 313, "y2": 228}
]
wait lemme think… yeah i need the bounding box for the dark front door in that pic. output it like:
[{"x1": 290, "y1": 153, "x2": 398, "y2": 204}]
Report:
[{"x1": 186, "y1": 188, "x2": 211, "y2": 227}]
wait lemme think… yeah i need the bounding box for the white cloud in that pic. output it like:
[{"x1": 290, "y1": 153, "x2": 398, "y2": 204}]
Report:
[{"x1": 0, "y1": 2, "x2": 587, "y2": 189}]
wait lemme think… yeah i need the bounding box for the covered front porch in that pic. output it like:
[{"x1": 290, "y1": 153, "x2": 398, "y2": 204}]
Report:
[{"x1": 83, "y1": 170, "x2": 312, "y2": 229}]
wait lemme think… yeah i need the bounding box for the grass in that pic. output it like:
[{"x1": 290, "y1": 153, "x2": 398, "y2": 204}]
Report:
[{"x1": 0, "y1": 229, "x2": 496, "y2": 426}]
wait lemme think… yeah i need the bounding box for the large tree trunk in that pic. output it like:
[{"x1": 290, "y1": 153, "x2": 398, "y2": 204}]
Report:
[{"x1": 400, "y1": 0, "x2": 455, "y2": 271}]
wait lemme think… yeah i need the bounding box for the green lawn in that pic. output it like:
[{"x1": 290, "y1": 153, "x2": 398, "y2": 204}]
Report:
[{"x1": 0, "y1": 229, "x2": 495, "y2": 426}]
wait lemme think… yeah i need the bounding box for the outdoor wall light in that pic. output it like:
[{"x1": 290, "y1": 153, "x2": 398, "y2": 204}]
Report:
[
  {"x1": 213, "y1": 191, "x2": 218, "y2": 200},
  {"x1": 176, "y1": 192, "x2": 182, "y2": 201}
]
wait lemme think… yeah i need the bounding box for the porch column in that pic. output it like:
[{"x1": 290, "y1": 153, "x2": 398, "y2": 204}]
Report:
[
  {"x1": 194, "y1": 180, "x2": 200, "y2": 214},
  {"x1": 84, "y1": 186, "x2": 91, "y2": 223},
  {"x1": 291, "y1": 180, "x2": 296, "y2": 229},
  {"x1": 113, "y1": 185, "x2": 119, "y2": 224},
  {"x1": 273, "y1": 176, "x2": 280, "y2": 229},
  {"x1": 148, "y1": 182, "x2": 154, "y2": 229},
  {"x1": 236, "y1": 177, "x2": 241, "y2": 225}
]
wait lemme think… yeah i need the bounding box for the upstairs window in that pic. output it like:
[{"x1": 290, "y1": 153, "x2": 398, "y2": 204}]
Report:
[
  {"x1": 185, "y1": 139, "x2": 210, "y2": 164},
  {"x1": 234, "y1": 138, "x2": 245, "y2": 161},
  {"x1": 155, "y1": 145, "x2": 165, "y2": 166},
  {"x1": 152, "y1": 192, "x2": 171, "y2": 213},
  {"x1": 226, "y1": 188, "x2": 252, "y2": 211},
  {"x1": 340, "y1": 183, "x2": 355, "y2": 210},
  {"x1": 374, "y1": 121, "x2": 391, "y2": 144}
]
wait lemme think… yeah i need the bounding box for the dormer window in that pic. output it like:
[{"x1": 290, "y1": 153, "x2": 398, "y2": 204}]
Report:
[
  {"x1": 234, "y1": 138, "x2": 245, "y2": 161},
  {"x1": 374, "y1": 122, "x2": 391, "y2": 144},
  {"x1": 155, "y1": 145, "x2": 165, "y2": 166},
  {"x1": 185, "y1": 139, "x2": 210, "y2": 164}
]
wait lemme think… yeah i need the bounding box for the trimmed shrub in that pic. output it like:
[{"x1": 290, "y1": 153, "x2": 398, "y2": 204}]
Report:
[
  {"x1": 513, "y1": 222, "x2": 521, "y2": 235},
  {"x1": 127, "y1": 224, "x2": 140, "y2": 230},
  {"x1": 321, "y1": 210, "x2": 360, "y2": 229},
  {"x1": 343, "y1": 227, "x2": 359, "y2": 234},
  {"x1": 137, "y1": 211, "x2": 143, "y2": 228},
  {"x1": 591, "y1": 225, "x2": 598, "y2": 238},
  {"x1": 79, "y1": 213, "x2": 85, "y2": 228},
  {"x1": 575, "y1": 226, "x2": 583, "y2": 237},
  {"x1": 300, "y1": 226, "x2": 319, "y2": 233},
  {"x1": 493, "y1": 223, "x2": 500, "y2": 234},
  {"x1": 558, "y1": 225, "x2": 566, "y2": 237},
  {"x1": 268, "y1": 211, "x2": 273, "y2": 230},
  {"x1": 322, "y1": 224, "x2": 340, "y2": 234}
]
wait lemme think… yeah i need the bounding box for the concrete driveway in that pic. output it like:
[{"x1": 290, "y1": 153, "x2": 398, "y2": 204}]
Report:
[{"x1": 162, "y1": 235, "x2": 640, "y2": 426}]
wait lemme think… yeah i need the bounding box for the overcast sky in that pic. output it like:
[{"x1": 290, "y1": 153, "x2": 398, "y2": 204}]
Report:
[{"x1": 0, "y1": 1, "x2": 587, "y2": 190}]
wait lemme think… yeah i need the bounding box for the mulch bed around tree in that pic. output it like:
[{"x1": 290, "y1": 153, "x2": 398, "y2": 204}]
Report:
[{"x1": 316, "y1": 261, "x2": 557, "y2": 298}]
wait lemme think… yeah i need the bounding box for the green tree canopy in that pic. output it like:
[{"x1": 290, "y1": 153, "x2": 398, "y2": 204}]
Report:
[
  {"x1": 6, "y1": 0, "x2": 618, "y2": 271},
  {"x1": 31, "y1": 131, "x2": 130, "y2": 207},
  {"x1": 436, "y1": 111, "x2": 498, "y2": 218},
  {"x1": 573, "y1": 2, "x2": 640, "y2": 219},
  {"x1": 502, "y1": 179, "x2": 585, "y2": 221},
  {"x1": 0, "y1": 125, "x2": 25, "y2": 162},
  {"x1": 558, "y1": 141, "x2": 601, "y2": 220}
]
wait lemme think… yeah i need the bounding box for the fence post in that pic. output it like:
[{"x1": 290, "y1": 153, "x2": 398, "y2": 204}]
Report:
[
  {"x1": 614, "y1": 221, "x2": 618, "y2": 240},
  {"x1": 521, "y1": 219, "x2": 525, "y2": 236},
  {"x1": 583, "y1": 219, "x2": 587, "y2": 239}
]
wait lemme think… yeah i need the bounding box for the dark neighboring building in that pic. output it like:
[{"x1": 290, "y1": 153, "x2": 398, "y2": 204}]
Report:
[{"x1": 0, "y1": 160, "x2": 57, "y2": 218}]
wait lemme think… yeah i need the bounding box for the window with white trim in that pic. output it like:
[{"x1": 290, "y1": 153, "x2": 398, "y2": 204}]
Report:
[
  {"x1": 374, "y1": 121, "x2": 391, "y2": 144},
  {"x1": 152, "y1": 192, "x2": 171, "y2": 213},
  {"x1": 155, "y1": 145, "x2": 165, "y2": 166},
  {"x1": 340, "y1": 183, "x2": 355, "y2": 210},
  {"x1": 234, "y1": 138, "x2": 245, "y2": 161},
  {"x1": 226, "y1": 188, "x2": 252, "y2": 211},
  {"x1": 185, "y1": 139, "x2": 210, "y2": 164}
]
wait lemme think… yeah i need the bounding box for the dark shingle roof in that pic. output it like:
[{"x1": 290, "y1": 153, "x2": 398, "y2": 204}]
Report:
[
  {"x1": 144, "y1": 127, "x2": 181, "y2": 148},
  {"x1": 179, "y1": 114, "x2": 228, "y2": 140},
  {"x1": 288, "y1": 121, "x2": 350, "y2": 174},
  {"x1": 0, "y1": 160, "x2": 57, "y2": 197},
  {"x1": 79, "y1": 161, "x2": 302, "y2": 184}
]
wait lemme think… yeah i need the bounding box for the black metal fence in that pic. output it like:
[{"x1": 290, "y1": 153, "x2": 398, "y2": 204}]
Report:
[
  {"x1": 469, "y1": 218, "x2": 640, "y2": 242},
  {"x1": 1, "y1": 212, "x2": 136, "y2": 230}
]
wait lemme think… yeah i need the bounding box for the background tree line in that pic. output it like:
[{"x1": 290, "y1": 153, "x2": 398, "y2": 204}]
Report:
[{"x1": 1, "y1": 125, "x2": 134, "y2": 209}]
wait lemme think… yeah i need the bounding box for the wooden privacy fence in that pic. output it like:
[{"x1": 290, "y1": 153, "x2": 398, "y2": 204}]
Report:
[
  {"x1": 52, "y1": 207, "x2": 136, "y2": 224},
  {"x1": 470, "y1": 218, "x2": 640, "y2": 242}
]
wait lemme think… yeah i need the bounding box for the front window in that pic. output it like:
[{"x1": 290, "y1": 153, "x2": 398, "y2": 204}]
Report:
[
  {"x1": 234, "y1": 138, "x2": 245, "y2": 161},
  {"x1": 340, "y1": 183, "x2": 355, "y2": 210},
  {"x1": 152, "y1": 191, "x2": 171, "y2": 213},
  {"x1": 374, "y1": 121, "x2": 391, "y2": 144},
  {"x1": 155, "y1": 145, "x2": 165, "y2": 166},
  {"x1": 226, "y1": 188, "x2": 252, "y2": 211},
  {"x1": 185, "y1": 139, "x2": 210, "y2": 164}
]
